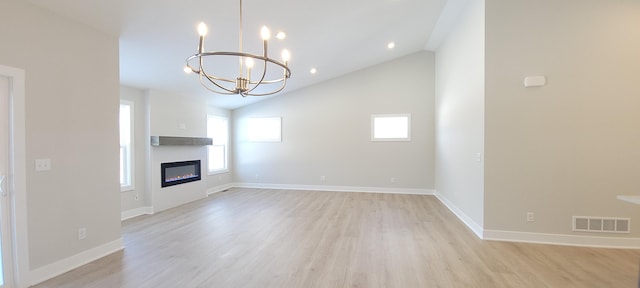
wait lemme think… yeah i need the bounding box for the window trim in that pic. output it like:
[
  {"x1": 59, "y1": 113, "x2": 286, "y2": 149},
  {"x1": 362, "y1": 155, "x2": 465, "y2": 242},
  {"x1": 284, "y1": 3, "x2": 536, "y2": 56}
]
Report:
[
  {"x1": 207, "y1": 114, "x2": 229, "y2": 175},
  {"x1": 120, "y1": 100, "x2": 135, "y2": 192},
  {"x1": 371, "y1": 113, "x2": 411, "y2": 142}
]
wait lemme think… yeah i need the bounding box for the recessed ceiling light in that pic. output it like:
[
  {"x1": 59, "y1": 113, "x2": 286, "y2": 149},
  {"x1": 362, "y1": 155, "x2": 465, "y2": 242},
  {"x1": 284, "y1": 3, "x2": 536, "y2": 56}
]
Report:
[
  {"x1": 387, "y1": 42, "x2": 395, "y2": 49},
  {"x1": 276, "y1": 32, "x2": 286, "y2": 40},
  {"x1": 310, "y1": 68, "x2": 317, "y2": 74}
]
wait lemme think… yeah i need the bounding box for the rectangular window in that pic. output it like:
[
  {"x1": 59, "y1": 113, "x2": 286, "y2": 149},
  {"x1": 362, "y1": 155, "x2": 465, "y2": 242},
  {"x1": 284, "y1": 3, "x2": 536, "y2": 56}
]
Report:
[
  {"x1": 207, "y1": 115, "x2": 229, "y2": 174},
  {"x1": 371, "y1": 114, "x2": 411, "y2": 141},
  {"x1": 120, "y1": 100, "x2": 134, "y2": 191},
  {"x1": 248, "y1": 117, "x2": 281, "y2": 142}
]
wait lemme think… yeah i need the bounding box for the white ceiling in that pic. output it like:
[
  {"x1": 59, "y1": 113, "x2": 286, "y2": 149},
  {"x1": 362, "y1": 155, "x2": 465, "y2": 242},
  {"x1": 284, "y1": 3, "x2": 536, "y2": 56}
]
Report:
[{"x1": 26, "y1": 0, "x2": 458, "y2": 109}]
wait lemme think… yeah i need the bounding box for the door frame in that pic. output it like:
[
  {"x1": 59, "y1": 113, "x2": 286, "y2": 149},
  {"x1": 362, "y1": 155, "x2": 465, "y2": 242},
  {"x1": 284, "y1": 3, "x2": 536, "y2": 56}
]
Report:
[{"x1": 0, "y1": 65, "x2": 29, "y2": 288}]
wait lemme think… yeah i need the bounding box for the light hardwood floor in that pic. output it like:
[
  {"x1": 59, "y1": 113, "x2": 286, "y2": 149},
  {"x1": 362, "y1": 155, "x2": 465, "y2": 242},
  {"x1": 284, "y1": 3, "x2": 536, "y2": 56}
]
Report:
[{"x1": 34, "y1": 188, "x2": 640, "y2": 287}]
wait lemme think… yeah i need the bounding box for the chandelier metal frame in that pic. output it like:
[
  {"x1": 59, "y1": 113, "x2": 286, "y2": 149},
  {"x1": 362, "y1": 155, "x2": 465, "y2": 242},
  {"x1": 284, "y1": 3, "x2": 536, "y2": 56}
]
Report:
[{"x1": 184, "y1": 0, "x2": 292, "y2": 97}]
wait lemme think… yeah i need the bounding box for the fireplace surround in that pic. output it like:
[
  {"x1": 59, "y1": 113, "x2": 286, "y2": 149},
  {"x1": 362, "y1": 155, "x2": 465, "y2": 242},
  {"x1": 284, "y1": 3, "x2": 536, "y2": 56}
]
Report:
[
  {"x1": 149, "y1": 134, "x2": 209, "y2": 212},
  {"x1": 161, "y1": 160, "x2": 201, "y2": 188}
]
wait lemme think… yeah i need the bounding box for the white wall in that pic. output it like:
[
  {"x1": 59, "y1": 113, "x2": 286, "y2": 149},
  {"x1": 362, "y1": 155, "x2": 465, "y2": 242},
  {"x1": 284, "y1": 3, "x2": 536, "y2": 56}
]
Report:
[
  {"x1": 434, "y1": 0, "x2": 485, "y2": 234},
  {"x1": 0, "y1": 0, "x2": 121, "y2": 274},
  {"x1": 148, "y1": 89, "x2": 207, "y2": 137},
  {"x1": 485, "y1": 0, "x2": 640, "y2": 238},
  {"x1": 233, "y1": 52, "x2": 435, "y2": 192}
]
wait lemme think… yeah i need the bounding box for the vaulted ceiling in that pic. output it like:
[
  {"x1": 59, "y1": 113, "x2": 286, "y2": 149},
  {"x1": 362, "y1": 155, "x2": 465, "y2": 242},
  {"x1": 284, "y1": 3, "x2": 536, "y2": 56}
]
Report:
[{"x1": 26, "y1": 0, "x2": 462, "y2": 109}]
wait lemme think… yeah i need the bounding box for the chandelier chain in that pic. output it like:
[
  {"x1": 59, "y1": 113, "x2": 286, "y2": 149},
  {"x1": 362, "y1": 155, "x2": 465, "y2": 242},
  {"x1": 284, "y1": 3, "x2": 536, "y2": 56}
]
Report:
[{"x1": 238, "y1": 0, "x2": 243, "y2": 77}]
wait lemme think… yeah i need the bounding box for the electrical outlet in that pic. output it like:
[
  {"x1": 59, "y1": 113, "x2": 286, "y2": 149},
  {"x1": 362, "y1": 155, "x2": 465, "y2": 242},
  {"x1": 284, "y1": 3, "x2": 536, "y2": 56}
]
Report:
[
  {"x1": 35, "y1": 158, "x2": 51, "y2": 171},
  {"x1": 320, "y1": 175, "x2": 326, "y2": 181},
  {"x1": 390, "y1": 177, "x2": 397, "y2": 183},
  {"x1": 134, "y1": 194, "x2": 140, "y2": 201},
  {"x1": 78, "y1": 227, "x2": 87, "y2": 240},
  {"x1": 527, "y1": 212, "x2": 535, "y2": 222}
]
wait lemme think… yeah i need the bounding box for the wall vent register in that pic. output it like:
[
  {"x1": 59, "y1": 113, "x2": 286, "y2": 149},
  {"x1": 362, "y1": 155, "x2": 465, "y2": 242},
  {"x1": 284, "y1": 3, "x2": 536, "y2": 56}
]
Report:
[
  {"x1": 572, "y1": 216, "x2": 630, "y2": 233},
  {"x1": 161, "y1": 160, "x2": 201, "y2": 188}
]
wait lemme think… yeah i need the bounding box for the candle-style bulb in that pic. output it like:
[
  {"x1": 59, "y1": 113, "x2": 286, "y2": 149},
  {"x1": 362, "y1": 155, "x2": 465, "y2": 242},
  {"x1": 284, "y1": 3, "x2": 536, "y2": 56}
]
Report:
[
  {"x1": 281, "y1": 49, "x2": 290, "y2": 62},
  {"x1": 183, "y1": 66, "x2": 192, "y2": 74},
  {"x1": 261, "y1": 26, "x2": 271, "y2": 40},
  {"x1": 198, "y1": 22, "x2": 208, "y2": 36},
  {"x1": 245, "y1": 58, "x2": 255, "y2": 68}
]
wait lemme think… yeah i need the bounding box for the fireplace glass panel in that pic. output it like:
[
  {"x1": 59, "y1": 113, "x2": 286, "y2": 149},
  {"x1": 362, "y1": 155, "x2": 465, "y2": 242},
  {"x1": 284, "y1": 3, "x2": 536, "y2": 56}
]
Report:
[{"x1": 161, "y1": 160, "x2": 201, "y2": 187}]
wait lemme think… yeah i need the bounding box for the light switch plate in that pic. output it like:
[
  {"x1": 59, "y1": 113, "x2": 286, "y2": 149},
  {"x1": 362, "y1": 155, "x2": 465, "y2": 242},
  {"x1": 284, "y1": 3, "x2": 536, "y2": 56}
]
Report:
[{"x1": 524, "y1": 76, "x2": 546, "y2": 87}]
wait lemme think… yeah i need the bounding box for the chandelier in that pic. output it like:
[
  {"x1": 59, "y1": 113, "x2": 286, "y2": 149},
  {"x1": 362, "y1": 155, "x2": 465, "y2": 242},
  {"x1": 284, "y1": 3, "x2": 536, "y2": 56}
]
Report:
[{"x1": 184, "y1": 0, "x2": 292, "y2": 97}]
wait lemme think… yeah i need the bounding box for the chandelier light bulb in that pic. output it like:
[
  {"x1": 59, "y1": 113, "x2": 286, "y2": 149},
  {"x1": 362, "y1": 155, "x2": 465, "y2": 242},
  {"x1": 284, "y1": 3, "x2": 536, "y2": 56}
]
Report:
[
  {"x1": 276, "y1": 32, "x2": 286, "y2": 40},
  {"x1": 198, "y1": 22, "x2": 208, "y2": 36},
  {"x1": 245, "y1": 57, "x2": 255, "y2": 68},
  {"x1": 183, "y1": 66, "x2": 192, "y2": 74},
  {"x1": 281, "y1": 49, "x2": 290, "y2": 62},
  {"x1": 261, "y1": 26, "x2": 271, "y2": 40}
]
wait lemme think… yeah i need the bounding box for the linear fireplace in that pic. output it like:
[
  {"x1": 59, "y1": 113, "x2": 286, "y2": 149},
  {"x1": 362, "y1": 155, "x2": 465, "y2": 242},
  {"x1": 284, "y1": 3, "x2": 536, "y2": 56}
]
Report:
[{"x1": 161, "y1": 160, "x2": 201, "y2": 188}]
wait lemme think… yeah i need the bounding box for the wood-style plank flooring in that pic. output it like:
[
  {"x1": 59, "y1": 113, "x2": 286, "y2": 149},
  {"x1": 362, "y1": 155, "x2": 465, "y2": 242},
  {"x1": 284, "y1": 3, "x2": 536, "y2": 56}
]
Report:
[{"x1": 34, "y1": 188, "x2": 640, "y2": 287}]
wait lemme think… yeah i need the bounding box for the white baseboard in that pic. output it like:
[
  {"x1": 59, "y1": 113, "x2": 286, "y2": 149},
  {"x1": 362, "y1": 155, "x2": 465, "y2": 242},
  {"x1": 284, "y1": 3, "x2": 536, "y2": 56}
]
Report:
[
  {"x1": 233, "y1": 182, "x2": 434, "y2": 195},
  {"x1": 120, "y1": 184, "x2": 233, "y2": 222},
  {"x1": 432, "y1": 191, "x2": 640, "y2": 249},
  {"x1": 207, "y1": 183, "x2": 235, "y2": 195},
  {"x1": 434, "y1": 191, "x2": 484, "y2": 239},
  {"x1": 483, "y1": 230, "x2": 640, "y2": 249},
  {"x1": 30, "y1": 238, "x2": 124, "y2": 286},
  {"x1": 121, "y1": 206, "x2": 154, "y2": 221}
]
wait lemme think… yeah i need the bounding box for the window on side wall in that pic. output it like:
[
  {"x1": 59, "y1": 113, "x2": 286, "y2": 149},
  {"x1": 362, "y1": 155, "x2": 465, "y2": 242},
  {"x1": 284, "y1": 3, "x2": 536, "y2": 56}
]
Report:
[
  {"x1": 207, "y1": 115, "x2": 229, "y2": 174},
  {"x1": 120, "y1": 100, "x2": 134, "y2": 191},
  {"x1": 371, "y1": 114, "x2": 411, "y2": 141}
]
